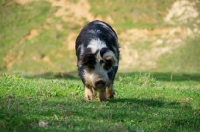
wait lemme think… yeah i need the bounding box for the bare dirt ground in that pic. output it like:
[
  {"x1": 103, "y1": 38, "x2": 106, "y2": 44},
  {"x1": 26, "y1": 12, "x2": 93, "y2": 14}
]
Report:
[{"x1": 11, "y1": 0, "x2": 200, "y2": 71}]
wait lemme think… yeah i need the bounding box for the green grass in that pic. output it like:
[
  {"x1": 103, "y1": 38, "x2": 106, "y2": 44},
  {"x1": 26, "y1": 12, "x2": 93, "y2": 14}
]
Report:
[{"x1": 0, "y1": 73, "x2": 199, "y2": 131}]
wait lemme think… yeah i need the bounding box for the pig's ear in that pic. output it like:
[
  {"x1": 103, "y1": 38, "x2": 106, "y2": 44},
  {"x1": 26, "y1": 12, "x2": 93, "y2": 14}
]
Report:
[{"x1": 103, "y1": 51, "x2": 117, "y2": 66}]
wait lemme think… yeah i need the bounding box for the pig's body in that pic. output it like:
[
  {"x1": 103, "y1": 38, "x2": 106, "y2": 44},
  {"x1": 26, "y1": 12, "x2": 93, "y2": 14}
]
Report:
[{"x1": 75, "y1": 20, "x2": 119, "y2": 101}]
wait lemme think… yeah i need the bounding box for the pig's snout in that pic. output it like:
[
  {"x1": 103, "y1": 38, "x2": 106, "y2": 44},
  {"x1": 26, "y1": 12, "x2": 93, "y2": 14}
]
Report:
[{"x1": 95, "y1": 80, "x2": 106, "y2": 88}]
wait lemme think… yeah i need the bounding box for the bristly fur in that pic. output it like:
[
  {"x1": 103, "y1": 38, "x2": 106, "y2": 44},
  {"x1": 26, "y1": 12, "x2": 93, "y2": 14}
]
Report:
[{"x1": 75, "y1": 20, "x2": 119, "y2": 101}]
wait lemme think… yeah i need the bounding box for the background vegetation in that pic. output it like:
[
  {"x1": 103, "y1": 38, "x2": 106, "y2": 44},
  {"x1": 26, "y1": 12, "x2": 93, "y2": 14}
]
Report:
[{"x1": 0, "y1": 0, "x2": 200, "y2": 74}]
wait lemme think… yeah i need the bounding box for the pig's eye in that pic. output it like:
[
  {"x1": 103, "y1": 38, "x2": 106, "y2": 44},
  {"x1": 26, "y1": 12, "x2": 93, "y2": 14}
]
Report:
[
  {"x1": 86, "y1": 59, "x2": 96, "y2": 69},
  {"x1": 87, "y1": 59, "x2": 95, "y2": 65},
  {"x1": 100, "y1": 60, "x2": 105, "y2": 65},
  {"x1": 104, "y1": 60, "x2": 112, "y2": 70},
  {"x1": 81, "y1": 54, "x2": 96, "y2": 69}
]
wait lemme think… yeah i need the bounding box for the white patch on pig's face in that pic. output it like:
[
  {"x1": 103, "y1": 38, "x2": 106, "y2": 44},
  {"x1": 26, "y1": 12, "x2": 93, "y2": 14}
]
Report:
[{"x1": 87, "y1": 39, "x2": 106, "y2": 53}]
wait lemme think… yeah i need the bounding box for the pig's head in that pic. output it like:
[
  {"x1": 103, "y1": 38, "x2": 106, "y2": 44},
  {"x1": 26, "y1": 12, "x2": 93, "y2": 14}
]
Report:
[{"x1": 79, "y1": 46, "x2": 117, "y2": 90}]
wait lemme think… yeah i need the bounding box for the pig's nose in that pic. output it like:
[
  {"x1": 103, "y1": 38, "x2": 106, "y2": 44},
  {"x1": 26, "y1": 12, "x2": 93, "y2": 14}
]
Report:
[{"x1": 95, "y1": 80, "x2": 106, "y2": 88}]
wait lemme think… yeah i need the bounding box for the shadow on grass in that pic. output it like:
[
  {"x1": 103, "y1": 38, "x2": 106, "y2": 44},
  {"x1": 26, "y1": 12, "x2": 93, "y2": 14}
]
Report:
[
  {"x1": 107, "y1": 98, "x2": 181, "y2": 108},
  {"x1": 0, "y1": 95, "x2": 199, "y2": 132},
  {"x1": 25, "y1": 71, "x2": 79, "y2": 80},
  {"x1": 24, "y1": 71, "x2": 200, "y2": 82},
  {"x1": 117, "y1": 72, "x2": 200, "y2": 82}
]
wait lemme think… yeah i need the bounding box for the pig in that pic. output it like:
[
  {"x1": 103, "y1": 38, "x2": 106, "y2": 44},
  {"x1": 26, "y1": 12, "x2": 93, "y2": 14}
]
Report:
[{"x1": 75, "y1": 20, "x2": 119, "y2": 101}]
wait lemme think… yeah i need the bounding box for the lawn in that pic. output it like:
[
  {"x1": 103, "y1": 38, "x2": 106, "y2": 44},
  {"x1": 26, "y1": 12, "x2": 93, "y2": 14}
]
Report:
[{"x1": 0, "y1": 73, "x2": 199, "y2": 132}]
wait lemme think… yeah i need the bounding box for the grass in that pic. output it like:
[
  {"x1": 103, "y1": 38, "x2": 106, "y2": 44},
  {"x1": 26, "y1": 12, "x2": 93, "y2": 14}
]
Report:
[{"x1": 0, "y1": 73, "x2": 199, "y2": 132}]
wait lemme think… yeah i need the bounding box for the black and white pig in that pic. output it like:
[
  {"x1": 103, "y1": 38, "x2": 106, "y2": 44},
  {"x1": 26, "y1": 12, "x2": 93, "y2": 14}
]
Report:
[{"x1": 75, "y1": 20, "x2": 119, "y2": 101}]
